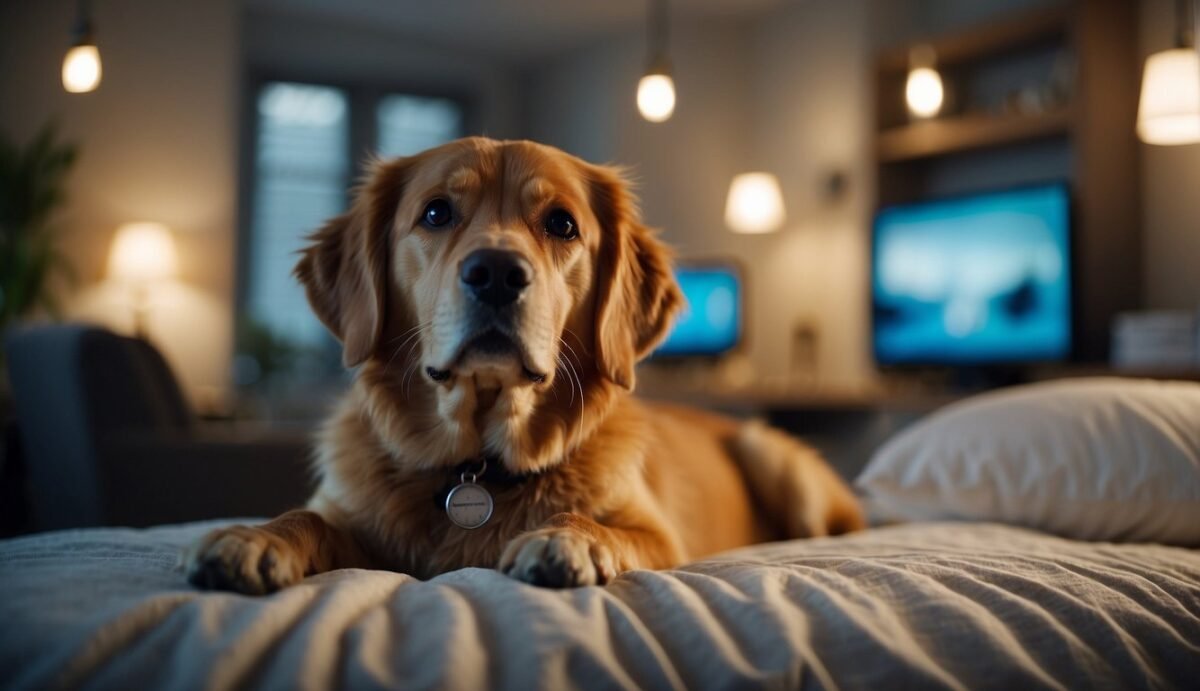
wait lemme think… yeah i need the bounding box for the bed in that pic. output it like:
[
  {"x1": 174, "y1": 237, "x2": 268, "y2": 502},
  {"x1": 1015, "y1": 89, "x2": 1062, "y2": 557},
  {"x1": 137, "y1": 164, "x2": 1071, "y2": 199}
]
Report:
[
  {"x1": 2, "y1": 378, "x2": 1198, "y2": 689},
  {"x1": 1, "y1": 520, "x2": 1197, "y2": 690}
]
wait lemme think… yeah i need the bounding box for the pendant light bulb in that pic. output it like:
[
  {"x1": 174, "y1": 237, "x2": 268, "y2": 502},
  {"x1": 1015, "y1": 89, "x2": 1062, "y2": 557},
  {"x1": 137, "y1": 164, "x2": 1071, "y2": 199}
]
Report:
[
  {"x1": 638, "y1": 71, "x2": 676, "y2": 123},
  {"x1": 905, "y1": 45, "x2": 943, "y2": 119},
  {"x1": 62, "y1": 1, "x2": 101, "y2": 93},
  {"x1": 638, "y1": 0, "x2": 674, "y2": 123},
  {"x1": 63, "y1": 44, "x2": 101, "y2": 93}
]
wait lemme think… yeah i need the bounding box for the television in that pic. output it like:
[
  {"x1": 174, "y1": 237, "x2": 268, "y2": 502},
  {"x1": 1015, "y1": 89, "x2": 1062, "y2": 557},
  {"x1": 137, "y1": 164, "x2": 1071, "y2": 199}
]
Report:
[
  {"x1": 872, "y1": 183, "x2": 1072, "y2": 366},
  {"x1": 655, "y1": 263, "x2": 742, "y2": 358}
]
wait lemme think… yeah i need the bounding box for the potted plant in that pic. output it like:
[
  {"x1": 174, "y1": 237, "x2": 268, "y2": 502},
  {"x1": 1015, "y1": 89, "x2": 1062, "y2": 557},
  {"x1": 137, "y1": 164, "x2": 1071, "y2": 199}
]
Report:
[{"x1": 0, "y1": 124, "x2": 78, "y2": 339}]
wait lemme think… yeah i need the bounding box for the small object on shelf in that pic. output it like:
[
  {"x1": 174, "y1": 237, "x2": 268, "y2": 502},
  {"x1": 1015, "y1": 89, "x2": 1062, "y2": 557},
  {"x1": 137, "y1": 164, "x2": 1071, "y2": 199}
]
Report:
[{"x1": 1111, "y1": 311, "x2": 1200, "y2": 371}]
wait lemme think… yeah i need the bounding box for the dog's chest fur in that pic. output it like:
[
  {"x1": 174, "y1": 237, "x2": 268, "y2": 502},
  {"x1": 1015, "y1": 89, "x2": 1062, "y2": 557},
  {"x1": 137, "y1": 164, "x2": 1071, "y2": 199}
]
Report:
[{"x1": 309, "y1": 391, "x2": 643, "y2": 580}]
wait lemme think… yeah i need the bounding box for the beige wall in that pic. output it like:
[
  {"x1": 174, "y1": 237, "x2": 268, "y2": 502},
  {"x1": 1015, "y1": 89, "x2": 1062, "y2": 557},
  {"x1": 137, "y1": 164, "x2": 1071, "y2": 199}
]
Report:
[
  {"x1": 0, "y1": 0, "x2": 240, "y2": 410},
  {"x1": 1139, "y1": 0, "x2": 1200, "y2": 311}
]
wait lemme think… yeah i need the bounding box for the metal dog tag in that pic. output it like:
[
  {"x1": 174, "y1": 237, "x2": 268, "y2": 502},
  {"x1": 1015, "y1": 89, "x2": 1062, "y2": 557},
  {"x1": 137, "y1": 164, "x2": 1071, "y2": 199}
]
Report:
[{"x1": 445, "y1": 470, "x2": 494, "y2": 529}]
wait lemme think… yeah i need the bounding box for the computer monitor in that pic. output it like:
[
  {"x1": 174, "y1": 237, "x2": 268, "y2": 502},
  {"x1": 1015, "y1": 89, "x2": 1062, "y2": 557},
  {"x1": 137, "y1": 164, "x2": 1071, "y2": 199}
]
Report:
[
  {"x1": 655, "y1": 263, "x2": 742, "y2": 358},
  {"x1": 872, "y1": 182, "x2": 1072, "y2": 366}
]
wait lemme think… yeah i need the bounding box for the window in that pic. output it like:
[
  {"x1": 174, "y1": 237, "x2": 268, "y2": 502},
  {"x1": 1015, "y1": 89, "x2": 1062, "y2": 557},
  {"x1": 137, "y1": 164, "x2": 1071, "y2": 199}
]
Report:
[
  {"x1": 241, "y1": 81, "x2": 464, "y2": 381},
  {"x1": 377, "y1": 95, "x2": 463, "y2": 158},
  {"x1": 247, "y1": 82, "x2": 350, "y2": 350}
]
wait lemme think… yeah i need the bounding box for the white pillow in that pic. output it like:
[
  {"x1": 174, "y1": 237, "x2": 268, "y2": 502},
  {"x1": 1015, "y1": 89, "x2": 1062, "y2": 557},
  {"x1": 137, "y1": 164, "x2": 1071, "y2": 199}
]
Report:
[{"x1": 856, "y1": 378, "x2": 1200, "y2": 545}]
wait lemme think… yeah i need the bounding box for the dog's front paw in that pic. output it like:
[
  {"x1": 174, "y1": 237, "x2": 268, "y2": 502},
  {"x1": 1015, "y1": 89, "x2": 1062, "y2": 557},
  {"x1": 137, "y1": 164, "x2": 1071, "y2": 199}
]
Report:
[
  {"x1": 499, "y1": 527, "x2": 617, "y2": 587},
  {"x1": 185, "y1": 525, "x2": 306, "y2": 595}
]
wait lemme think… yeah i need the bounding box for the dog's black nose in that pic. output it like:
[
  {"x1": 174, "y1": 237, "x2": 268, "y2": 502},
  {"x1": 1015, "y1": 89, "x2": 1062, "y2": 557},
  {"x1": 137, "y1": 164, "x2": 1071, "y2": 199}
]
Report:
[{"x1": 460, "y1": 249, "x2": 533, "y2": 307}]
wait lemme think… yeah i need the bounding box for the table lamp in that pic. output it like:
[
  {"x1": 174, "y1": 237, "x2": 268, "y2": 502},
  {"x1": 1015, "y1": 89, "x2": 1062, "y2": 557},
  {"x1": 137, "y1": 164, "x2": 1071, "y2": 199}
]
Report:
[{"x1": 107, "y1": 222, "x2": 178, "y2": 337}]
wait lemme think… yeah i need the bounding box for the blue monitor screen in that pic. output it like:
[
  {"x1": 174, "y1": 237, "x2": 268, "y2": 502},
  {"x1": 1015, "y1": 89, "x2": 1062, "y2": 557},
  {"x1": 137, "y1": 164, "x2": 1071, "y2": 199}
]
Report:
[
  {"x1": 873, "y1": 183, "x2": 1071, "y2": 365},
  {"x1": 655, "y1": 266, "x2": 741, "y2": 357}
]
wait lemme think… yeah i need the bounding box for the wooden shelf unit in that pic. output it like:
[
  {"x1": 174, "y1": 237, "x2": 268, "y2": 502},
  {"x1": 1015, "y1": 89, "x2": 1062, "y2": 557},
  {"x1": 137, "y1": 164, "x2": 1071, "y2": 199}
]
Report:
[
  {"x1": 876, "y1": 6, "x2": 1072, "y2": 73},
  {"x1": 872, "y1": 1, "x2": 1142, "y2": 363},
  {"x1": 876, "y1": 108, "x2": 1073, "y2": 162}
]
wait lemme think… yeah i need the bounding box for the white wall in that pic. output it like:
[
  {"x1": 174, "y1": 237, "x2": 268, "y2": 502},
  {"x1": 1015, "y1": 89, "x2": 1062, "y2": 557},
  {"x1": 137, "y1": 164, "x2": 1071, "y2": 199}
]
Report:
[{"x1": 0, "y1": 0, "x2": 240, "y2": 410}]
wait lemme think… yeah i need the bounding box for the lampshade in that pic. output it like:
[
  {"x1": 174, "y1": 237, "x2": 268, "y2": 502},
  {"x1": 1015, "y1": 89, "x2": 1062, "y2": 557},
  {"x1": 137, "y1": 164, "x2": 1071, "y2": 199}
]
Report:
[
  {"x1": 906, "y1": 66, "x2": 944, "y2": 119},
  {"x1": 637, "y1": 73, "x2": 676, "y2": 123},
  {"x1": 1137, "y1": 48, "x2": 1200, "y2": 145},
  {"x1": 108, "y1": 223, "x2": 179, "y2": 283},
  {"x1": 62, "y1": 43, "x2": 101, "y2": 93},
  {"x1": 725, "y1": 173, "x2": 785, "y2": 234}
]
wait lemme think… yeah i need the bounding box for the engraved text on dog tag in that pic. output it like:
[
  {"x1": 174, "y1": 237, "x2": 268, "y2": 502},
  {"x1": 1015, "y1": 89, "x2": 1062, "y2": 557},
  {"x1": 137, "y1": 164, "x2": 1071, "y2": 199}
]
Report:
[{"x1": 445, "y1": 480, "x2": 494, "y2": 529}]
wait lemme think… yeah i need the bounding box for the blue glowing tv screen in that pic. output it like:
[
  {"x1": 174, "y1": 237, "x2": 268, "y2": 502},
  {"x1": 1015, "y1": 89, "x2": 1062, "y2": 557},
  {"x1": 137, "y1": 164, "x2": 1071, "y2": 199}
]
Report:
[
  {"x1": 872, "y1": 183, "x2": 1072, "y2": 365},
  {"x1": 655, "y1": 265, "x2": 741, "y2": 357}
]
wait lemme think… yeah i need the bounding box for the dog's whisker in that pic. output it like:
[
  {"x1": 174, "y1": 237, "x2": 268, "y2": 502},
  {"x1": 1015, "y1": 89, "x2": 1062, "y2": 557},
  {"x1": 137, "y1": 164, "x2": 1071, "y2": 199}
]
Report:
[
  {"x1": 561, "y1": 328, "x2": 587, "y2": 354},
  {"x1": 549, "y1": 355, "x2": 564, "y2": 404},
  {"x1": 400, "y1": 330, "x2": 432, "y2": 400},
  {"x1": 384, "y1": 322, "x2": 432, "y2": 376},
  {"x1": 381, "y1": 322, "x2": 433, "y2": 403},
  {"x1": 559, "y1": 347, "x2": 584, "y2": 445},
  {"x1": 560, "y1": 339, "x2": 587, "y2": 443},
  {"x1": 386, "y1": 321, "x2": 431, "y2": 347},
  {"x1": 556, "y1": 342, "x2": 576, "y2": 407},
  {"x1": 558, "y1": 334, "x2": 585, "y2": 372}
]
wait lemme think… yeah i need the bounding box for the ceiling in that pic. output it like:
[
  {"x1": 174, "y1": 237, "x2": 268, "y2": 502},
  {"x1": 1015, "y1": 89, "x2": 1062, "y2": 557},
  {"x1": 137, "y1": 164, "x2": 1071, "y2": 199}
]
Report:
[{"x1": 245, "y1": 0, "x2": 785, "y2": 63}]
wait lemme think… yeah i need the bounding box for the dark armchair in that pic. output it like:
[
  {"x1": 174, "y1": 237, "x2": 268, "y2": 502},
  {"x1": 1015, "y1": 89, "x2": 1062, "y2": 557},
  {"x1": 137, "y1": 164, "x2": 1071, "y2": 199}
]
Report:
[{"x1": 4, "y1": 324, "x2": 313, "y2": 532}]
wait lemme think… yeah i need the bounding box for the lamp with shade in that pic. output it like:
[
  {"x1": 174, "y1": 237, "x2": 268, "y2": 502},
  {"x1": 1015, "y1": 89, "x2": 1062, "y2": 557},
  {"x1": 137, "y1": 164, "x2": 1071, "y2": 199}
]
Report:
[
  {"x1": 725, "y1": 173, "x2": 786, "y2": 235},
  {"x1": 107, "y1": 222, "x2": 179, "y2": 337},
  {"x1": 1137, "y1": 0, "x2": 1200, "y2": 145}
]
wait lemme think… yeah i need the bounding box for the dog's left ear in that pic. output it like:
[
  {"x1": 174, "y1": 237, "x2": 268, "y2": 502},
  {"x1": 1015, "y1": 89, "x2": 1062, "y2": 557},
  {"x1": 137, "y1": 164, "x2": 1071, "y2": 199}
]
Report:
[
  {"x1": 294, "y1": 157, "x2": 412, "y2": 367},
  {"x1": 585, "y1": 164, "x2": 683, "y2": 390}
]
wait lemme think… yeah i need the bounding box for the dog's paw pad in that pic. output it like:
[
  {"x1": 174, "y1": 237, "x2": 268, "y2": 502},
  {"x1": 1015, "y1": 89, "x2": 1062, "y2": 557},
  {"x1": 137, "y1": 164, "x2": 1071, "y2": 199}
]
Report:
[
  {"x1": 185, "y1": 527, "x2": 304, "y2": 595},
  {"x1": 499, "y1": 528, "x2": 615, "y2": 588}
]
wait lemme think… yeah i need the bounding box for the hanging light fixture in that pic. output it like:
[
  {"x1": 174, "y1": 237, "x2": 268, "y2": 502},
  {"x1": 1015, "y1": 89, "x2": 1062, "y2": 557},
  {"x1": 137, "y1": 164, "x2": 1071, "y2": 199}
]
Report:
[
  {"x1": 1137, "y1": 0, "x2": 1200, "y2": 145},
  {"x1": 905, "y1": 45, "x2": 944, "y2": 120},
  {"x1": 637, "y1": 0, "x2": 675, "y2": 123},
  {"x1": 62, "y1": 0, "x2": 102, "y2": 93},
  {"x1": 725, "y1": 173, "x2": 785, "y2": 234}
]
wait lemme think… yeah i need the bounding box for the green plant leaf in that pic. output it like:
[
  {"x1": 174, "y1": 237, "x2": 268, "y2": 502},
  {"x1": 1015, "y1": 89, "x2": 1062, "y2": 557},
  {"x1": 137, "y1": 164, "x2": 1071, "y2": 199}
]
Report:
[{"x1": 0, "y1": 122, "x2": 78, "y2": 326}]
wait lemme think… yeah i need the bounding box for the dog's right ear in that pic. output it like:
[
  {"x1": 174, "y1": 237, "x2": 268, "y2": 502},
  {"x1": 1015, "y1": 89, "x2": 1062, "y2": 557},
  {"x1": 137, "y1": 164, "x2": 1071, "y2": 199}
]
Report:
[{"x1": 294, "y1": 157, "x2": 412, "y2": 367}]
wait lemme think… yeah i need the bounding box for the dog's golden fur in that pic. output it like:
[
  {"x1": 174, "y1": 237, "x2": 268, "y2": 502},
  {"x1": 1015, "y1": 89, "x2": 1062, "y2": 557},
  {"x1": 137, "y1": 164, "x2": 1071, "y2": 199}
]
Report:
[{"x1": 187, "y1": 137, "x2": 863, "y2": 593}]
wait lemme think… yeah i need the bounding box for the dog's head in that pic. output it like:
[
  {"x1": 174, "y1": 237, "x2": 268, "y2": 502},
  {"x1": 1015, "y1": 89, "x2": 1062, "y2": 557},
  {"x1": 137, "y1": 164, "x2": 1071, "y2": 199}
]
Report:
[{"x1": 295, "y1": 137, "x2": 681, "y2": 472}]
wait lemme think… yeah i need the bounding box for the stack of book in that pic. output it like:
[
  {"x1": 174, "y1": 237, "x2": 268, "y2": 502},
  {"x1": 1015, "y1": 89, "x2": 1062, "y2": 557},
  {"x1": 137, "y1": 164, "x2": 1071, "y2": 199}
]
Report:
[{"x1": 1111, "y1": 311, "x2": 1200, "y2": 370}]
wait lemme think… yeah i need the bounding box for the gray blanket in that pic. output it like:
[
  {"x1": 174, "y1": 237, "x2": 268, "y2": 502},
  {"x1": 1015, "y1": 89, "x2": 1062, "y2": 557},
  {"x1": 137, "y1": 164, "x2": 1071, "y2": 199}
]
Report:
[{"x1": 1, "y1": 521, "x2": 1197, "y2": 690}]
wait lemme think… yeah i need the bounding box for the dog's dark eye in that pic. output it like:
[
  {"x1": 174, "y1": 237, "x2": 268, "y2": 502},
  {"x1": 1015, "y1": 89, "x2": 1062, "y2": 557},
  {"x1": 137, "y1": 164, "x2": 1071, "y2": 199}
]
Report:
[
  {"x1": 544, "y1": 209, "x2": 578, "y2": 240},
  {"x1": 421, "y1": 199, "x2": 453, "y2": 229}
]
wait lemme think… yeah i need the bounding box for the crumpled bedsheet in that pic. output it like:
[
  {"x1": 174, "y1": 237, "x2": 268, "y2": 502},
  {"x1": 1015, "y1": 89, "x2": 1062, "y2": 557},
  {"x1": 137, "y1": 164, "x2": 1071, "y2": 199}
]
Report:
[{"x1": 1, "y1": 520, "x2": 1197, "y2": 690}]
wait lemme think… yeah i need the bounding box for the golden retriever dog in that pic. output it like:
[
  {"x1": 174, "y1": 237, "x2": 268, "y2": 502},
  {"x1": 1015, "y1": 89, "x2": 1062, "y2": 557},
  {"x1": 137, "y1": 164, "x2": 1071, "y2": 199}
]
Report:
[{"x1": 187, "y1": 137, "x2": 863, "y2": 593}]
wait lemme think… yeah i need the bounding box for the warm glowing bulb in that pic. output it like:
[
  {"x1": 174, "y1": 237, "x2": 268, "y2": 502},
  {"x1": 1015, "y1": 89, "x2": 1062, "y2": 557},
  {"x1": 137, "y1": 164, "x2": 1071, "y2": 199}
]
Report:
[
  {"x1": 108, "y1": 223, "x2": 179, "y2": 283},
  {"x1": 725, "y1": 173, "x2": 786, "y2": 234},
  {"x1": 62, "y1": 44, "x2": 102, "y2": 93},
  {"x1": 906, "y1": 66, "x2": 944, "y2": 119},
  {"x1": 1137, "y1": 48, "x2": 1200, "y2": 145},
  {"x1": 637, "y1": 73, "x2": 676, "y2": 123}
]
